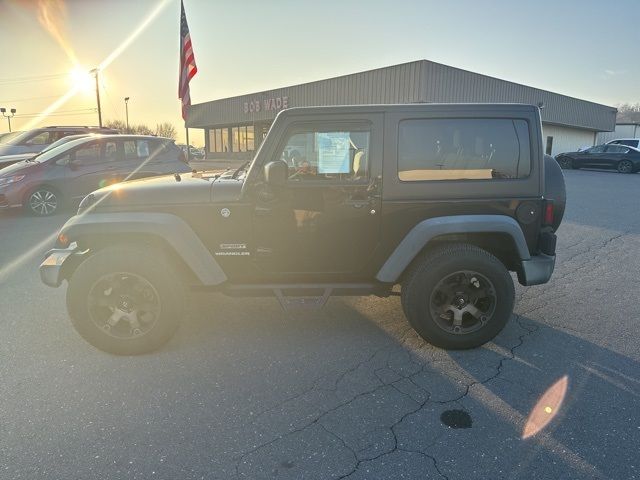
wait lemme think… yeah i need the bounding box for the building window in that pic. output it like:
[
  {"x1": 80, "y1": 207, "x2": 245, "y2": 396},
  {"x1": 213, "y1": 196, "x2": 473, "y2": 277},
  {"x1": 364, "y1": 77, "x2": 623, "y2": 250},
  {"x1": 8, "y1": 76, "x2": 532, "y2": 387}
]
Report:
[
  {"x1": 232, "y1": 127, "x2": 239, "y2": 152},
  {"x1": 247, "y1": 126, "x2": 255, "y2": 151},
  {"x1": 209, "y1": 126, "x2": 256, "y2": 153},
  {"x1": 239, "y1": 126, "x2": 247, "y2": 152},
  {"x1": 545, "y1": 136, "x2": 553, "y2": 155}
]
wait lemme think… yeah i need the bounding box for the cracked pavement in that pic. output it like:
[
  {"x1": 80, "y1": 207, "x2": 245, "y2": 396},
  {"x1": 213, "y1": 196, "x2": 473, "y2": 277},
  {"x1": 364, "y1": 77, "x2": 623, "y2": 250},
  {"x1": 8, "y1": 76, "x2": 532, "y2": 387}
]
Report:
[{"x1": 1, "y1": 169, "x2": 640, "y2": 479}]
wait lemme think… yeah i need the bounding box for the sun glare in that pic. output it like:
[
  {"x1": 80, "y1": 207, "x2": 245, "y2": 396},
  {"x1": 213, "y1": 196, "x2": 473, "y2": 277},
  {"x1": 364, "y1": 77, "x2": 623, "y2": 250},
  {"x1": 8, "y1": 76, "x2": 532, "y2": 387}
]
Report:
[{"x1": 69, "y1": 66, "x2": 93, "y2": 93}]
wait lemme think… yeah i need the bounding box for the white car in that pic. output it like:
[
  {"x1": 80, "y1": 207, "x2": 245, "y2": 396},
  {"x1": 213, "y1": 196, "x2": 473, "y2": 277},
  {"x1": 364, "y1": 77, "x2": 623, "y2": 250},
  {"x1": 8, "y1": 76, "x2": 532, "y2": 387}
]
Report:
[{"x1": 606, "y1": 138, "x2": 640, "y2": 149}]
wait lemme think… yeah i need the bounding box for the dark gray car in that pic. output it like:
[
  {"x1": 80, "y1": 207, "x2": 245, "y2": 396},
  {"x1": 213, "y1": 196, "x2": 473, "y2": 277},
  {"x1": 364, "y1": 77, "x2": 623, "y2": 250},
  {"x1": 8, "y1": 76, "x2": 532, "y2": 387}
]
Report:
[{"x1": 0, "y1": 134, "x2": 191, "y2": 216}]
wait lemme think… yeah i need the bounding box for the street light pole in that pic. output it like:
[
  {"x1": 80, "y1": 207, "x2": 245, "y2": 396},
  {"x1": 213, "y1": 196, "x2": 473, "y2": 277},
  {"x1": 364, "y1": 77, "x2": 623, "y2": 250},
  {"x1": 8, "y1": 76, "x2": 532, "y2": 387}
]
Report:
[
  {"x1": 124, "y1": 97, "x2": 130, "y2": 133},
  {"x1": 90, "y1": 68, "x2": 102, "y2": 128},
  {"x1": 1, "y1": 107, "x2": 16, "y2": 132}
]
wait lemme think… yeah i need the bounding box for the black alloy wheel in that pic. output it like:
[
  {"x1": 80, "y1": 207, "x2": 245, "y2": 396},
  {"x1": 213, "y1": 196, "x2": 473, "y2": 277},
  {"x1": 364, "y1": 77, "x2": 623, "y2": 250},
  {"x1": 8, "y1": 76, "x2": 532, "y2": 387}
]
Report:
[
  {"x1": 557, "y1": 157, "x2": 573, "y2": 169},
  {"x1": 617, "y1": 159, "x2": 634, "y2": 174},
  {"x1": 87, "y1": 272, "x2": 161, "y2": 340},
  {"x1": 429, "y1": 270, "x2": 496, "y2": 335}
]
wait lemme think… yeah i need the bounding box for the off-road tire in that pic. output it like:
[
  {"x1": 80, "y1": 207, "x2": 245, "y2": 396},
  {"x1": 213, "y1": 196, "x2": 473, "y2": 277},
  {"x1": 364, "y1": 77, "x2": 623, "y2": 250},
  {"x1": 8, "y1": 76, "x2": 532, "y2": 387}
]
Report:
[
  {"x1": 67, "y1": 245, "x2": 185, "y2": 355},
  {"x1": 401, "y1": 243, "x2": 515, "y2": 349}
]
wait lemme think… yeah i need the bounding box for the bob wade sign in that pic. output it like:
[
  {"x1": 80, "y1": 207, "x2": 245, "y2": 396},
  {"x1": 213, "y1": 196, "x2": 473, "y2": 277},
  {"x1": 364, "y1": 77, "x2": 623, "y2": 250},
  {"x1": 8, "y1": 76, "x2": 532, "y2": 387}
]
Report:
[{"x1": 243, "y1": 96, "x2": 289, "y2": 114}]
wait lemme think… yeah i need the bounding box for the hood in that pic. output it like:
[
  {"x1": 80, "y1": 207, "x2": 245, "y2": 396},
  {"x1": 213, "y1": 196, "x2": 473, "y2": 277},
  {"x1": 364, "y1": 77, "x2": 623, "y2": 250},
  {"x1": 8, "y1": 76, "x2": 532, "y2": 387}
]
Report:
[
  {"x1": 0, "y1": 153, "x2": 37, "y2": 168},
  {"x1": 0, "y1": 158, "x2": 38, "y2": 177},
  {"x1": 83, "y1": 172, "x2": 244, "y2": 211}
]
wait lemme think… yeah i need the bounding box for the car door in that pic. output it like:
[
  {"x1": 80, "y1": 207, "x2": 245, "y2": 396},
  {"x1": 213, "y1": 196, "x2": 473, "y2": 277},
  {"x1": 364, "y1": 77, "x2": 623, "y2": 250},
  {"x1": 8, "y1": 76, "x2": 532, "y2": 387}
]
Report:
[
  {"x1": 251, "y1": 116, "x2": 383, "y2": 280},
  {"x1": 115, "y1": 138, "x2": 161, "y2": 181},
  {"x1": 604, "y1": 145, "x2": 629, "y2": 168},
  {"x1": 575, "y1": 145, "x2": 605, "y2": 168},
  {"x1": 65, "y1": 139, "x2": 117, "y2": 200}
]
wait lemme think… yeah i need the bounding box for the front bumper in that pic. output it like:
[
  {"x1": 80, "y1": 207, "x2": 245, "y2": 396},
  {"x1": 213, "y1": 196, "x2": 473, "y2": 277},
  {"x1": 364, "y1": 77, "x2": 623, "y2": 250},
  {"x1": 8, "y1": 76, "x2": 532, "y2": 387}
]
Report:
[
  {"x1": 518, "y1": 254, "x2": 556, "y2": 286},
  {"x1": 39, "y1": 244, "x2": 85, "y2": 287}
]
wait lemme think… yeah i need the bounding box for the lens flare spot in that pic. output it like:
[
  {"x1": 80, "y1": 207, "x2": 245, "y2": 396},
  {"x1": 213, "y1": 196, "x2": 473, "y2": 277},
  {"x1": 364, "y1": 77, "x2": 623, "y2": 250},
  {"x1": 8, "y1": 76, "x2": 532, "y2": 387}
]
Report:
[
  {"x1": 522, "y1": 375, "x2": 568, "y2": 439},
  {"x1": 69, "y1": 66, "x2": 93, "y2": 93}
]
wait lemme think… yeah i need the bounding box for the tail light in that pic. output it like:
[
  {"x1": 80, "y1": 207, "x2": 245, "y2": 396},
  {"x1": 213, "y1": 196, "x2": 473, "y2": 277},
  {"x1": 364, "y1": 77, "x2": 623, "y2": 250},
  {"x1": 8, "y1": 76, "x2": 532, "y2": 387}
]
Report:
[{"x1": 543, "y1": 200, "x2": 554, "y2": 227}]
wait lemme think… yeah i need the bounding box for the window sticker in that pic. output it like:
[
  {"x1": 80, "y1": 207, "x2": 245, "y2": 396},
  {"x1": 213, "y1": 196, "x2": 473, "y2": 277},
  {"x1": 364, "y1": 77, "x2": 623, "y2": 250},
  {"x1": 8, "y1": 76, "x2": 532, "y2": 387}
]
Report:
[
  {"x1": 137, "y1": 140, "x2": 150, "y2": 158},
  {"x1": 317, "y1": 132, "x2": 350, "y2": 174}
]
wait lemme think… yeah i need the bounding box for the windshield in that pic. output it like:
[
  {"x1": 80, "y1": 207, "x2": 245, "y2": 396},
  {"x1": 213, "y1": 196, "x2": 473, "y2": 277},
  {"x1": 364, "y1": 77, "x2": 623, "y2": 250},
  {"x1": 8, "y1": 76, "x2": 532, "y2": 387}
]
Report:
[
  {"x1": 30, "y1": 137, "x2": 95, "y2": 163},
  {"x1": 39, "y1": 135, "x2": 87, "y2": 153},
  {"x1": 0, "y1": 130, "x2": 25, "y2": 145}
]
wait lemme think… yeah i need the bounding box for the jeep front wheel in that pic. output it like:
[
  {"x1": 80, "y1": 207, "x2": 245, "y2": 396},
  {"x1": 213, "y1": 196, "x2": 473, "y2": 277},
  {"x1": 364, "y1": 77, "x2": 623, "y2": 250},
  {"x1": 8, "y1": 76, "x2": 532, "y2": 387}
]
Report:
[
  {"x1": 67, "y1": 246, "x2": 185, "y2": 355},
  {"x1": 401, "y1": 244, "x2": 514, "y2": 349}
]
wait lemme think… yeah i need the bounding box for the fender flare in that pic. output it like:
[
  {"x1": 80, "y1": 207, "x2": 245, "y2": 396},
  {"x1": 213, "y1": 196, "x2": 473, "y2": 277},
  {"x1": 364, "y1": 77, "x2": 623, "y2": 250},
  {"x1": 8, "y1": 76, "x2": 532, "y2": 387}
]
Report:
[
  {"x1": 375, "y1": 214, "x2": 530, "y2": 283},
  {"x1": 60, "y1": 212, "x2": 227, "y2": 286}
]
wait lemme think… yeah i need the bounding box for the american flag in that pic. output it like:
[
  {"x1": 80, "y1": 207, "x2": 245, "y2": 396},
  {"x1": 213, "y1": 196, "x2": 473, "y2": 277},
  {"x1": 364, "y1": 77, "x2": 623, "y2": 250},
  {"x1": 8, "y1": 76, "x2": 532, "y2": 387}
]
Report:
[{"x1": 178, "y1": 0, "x2": 197, "y2": 120}]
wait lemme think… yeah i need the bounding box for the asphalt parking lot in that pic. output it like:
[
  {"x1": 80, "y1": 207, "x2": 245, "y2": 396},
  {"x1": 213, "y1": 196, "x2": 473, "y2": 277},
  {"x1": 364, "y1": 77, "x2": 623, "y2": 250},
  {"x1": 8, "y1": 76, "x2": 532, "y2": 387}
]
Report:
[{"x1": 1, "y1": 169, "x2": 639, "y2": 480}]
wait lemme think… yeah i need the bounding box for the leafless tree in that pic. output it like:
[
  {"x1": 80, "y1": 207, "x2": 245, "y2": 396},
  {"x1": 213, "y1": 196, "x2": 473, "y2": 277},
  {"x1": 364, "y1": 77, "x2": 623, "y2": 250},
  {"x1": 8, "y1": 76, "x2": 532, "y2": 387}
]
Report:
[
  {"x1": 155, "y1": 122, "x2": 177, "y2": 139},
  {"x1": 616, "y1": 103, "x2": 640, "y2": 123}
]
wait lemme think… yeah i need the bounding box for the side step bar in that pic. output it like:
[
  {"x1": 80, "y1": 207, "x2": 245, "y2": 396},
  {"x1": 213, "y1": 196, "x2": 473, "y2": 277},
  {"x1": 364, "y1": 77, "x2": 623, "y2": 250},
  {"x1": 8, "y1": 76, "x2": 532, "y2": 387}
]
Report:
[{"x1": 220, "y1": 283, "x2": 390, "y2": 311}]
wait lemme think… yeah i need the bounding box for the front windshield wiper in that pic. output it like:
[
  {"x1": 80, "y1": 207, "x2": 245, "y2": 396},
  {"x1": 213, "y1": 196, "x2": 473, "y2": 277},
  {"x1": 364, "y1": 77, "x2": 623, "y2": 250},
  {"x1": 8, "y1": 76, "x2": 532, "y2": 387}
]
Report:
[{"x1": 231, "y1": 161, "x2": 251, "y2": 179}]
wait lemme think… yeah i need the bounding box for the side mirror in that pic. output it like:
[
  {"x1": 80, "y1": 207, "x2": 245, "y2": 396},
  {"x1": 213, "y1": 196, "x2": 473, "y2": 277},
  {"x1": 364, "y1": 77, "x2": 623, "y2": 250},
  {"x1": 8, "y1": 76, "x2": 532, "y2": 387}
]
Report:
[{"x1": 264, "y1": 160, "x2": 287, "y2": 186}]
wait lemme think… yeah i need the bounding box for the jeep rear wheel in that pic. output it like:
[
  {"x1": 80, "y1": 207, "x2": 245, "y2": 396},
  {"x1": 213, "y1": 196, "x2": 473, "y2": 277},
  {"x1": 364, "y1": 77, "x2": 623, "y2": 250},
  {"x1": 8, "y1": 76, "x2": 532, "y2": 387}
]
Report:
[
  {"x1": 401, "y1": 244, "x2": 514, "y2": 349},
  {"x1": 67, "y1": 246, "x2": 185, "y2": 355}
]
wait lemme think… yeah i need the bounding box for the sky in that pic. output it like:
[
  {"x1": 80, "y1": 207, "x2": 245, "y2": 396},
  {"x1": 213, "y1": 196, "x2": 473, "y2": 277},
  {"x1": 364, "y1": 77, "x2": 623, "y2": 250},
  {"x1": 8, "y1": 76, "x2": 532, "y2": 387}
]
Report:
[{"x1": 0, "y1": 0, "x2": 638, "y2": 146}]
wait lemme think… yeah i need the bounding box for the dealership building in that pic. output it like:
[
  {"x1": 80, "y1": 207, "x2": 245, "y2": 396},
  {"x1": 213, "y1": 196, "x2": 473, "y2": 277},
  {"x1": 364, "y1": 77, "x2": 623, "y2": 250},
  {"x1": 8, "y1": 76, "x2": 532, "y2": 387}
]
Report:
[{"x1": 186, "y1": 60, "x2": 617, "y2": 160}]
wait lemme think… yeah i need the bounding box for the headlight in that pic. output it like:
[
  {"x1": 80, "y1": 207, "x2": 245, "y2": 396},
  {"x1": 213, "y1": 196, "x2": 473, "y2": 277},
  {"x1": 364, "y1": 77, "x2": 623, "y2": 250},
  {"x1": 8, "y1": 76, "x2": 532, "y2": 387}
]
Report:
[{"x1": 0, "y1": 174, "x2": 26, "y2": 186}]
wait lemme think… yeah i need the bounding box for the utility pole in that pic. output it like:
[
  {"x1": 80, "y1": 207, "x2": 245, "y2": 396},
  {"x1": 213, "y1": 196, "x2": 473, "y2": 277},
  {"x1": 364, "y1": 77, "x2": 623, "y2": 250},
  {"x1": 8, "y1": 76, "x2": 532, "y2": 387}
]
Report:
[
  {"x1": 90, "y1": 68, "x2": 102, "y2": 127},
  {"x1": 124, "y1": 97, "x2": 130, "y2": 133},
  {"x1": 0, "y1": 107, "x2": 16, "y2": 132}
]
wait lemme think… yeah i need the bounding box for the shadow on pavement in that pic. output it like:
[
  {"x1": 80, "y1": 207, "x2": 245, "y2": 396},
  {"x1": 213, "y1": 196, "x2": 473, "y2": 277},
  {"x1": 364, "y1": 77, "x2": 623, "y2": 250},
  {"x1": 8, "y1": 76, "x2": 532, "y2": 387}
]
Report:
[{"x1": 168, "y1": 292, "x2": 639, "y2": 480}]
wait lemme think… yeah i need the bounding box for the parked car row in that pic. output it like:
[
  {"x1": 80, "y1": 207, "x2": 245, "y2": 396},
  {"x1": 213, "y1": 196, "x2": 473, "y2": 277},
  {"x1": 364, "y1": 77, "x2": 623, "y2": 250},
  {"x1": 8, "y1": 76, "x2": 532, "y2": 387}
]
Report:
[
  {"x1": 0, "y1": 125, "x2": 118, "y2": 157},
  {"x1": 555, "y1": 139, "x2": 640, "y2": 174},
  {"x1": 0, "y1": 133, "x2": 191, "y2": 216}
]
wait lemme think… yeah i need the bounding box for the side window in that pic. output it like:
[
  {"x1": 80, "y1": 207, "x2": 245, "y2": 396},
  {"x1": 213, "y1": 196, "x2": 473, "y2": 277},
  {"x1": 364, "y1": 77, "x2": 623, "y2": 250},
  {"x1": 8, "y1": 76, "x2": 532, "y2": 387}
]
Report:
[
  {"x1": 104, "y1": 140, "x2": 119, "y2": 161},
  {"x1": 605, "y1": 145, "x2": 628, "y2": 154},
  {"x1": 279, "y1": 128, "x2": 371, "y2": 182},
  {"x1": 123, "y1": 140, "x2": 151, "y2": 161},
  {"x1": 612, "y1": 140, "x2": 636, "y2": 148},
  {"x1": 24, "y1": 131, "x2": 51, "y2": 146},
  {"x1": 73, "y1": 143, "x2": 101, "y2": 165},
  {"x1": 588, "y1": 145, "x2": 606, "y2": 153},
  {"x1": 397, "y1": 118, "x2": 531, "y2": 181}
]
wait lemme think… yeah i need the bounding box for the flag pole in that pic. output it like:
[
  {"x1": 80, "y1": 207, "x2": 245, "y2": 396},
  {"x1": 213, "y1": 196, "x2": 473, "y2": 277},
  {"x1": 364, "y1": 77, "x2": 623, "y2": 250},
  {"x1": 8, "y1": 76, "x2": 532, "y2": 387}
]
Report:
[{"x1": 185, "y1": 127, "x2": 190, "y2": 161}]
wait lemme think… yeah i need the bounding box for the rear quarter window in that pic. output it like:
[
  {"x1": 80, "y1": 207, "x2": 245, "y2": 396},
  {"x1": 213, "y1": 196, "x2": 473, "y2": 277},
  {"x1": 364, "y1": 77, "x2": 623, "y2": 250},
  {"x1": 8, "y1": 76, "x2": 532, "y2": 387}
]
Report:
[{"x1": 398, "y1": 118, "x2": 531, "y2": 181}]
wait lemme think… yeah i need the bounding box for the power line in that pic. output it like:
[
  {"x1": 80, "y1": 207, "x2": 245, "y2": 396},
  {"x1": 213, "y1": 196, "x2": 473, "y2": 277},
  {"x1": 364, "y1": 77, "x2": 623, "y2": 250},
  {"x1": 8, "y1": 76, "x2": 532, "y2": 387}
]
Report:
[
  {"x1": 14, "y1": 108, "x2": 97, "y2": 118},
  {"x1": 0, "y1": 73, "x2": 67, "y2": 86},
  {"x1": 0, "y1": 94, "x2": 69, "y2": 104}
]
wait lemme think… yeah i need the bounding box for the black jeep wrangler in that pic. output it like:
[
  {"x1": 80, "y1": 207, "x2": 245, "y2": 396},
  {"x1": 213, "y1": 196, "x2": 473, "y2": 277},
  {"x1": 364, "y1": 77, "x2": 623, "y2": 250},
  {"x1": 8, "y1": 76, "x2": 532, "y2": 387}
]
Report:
[{"x1": 40, "y1": 104, "x2": 565, "y2": 355}]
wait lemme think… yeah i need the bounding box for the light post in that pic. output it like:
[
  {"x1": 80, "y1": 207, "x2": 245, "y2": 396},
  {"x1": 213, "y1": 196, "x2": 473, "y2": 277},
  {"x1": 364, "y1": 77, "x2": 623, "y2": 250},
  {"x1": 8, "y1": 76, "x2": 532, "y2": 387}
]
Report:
[
  {"x1": 124, "y1": 97, "x2": 130, "y2": 133},
  {"x1": 0, "y1": 107, "x2": 16, "y2": 132},
  {"x1": 89, "y1": 68, "x2": 102, "y2": 128}
]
